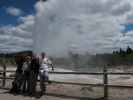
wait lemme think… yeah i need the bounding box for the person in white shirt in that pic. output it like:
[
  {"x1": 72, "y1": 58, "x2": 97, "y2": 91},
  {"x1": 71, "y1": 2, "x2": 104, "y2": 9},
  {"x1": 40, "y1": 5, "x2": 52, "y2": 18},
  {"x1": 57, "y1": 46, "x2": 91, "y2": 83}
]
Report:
[{"x1": 39, "y1": 52, "x2": 54, "y2": 94}]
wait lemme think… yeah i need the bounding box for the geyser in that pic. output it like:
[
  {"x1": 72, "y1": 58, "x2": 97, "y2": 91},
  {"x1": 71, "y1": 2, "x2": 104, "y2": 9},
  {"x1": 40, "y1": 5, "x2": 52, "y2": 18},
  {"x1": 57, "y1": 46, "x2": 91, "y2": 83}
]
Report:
[{"x1": 33, "y1": 0, "x2": 124, "y2": 57}]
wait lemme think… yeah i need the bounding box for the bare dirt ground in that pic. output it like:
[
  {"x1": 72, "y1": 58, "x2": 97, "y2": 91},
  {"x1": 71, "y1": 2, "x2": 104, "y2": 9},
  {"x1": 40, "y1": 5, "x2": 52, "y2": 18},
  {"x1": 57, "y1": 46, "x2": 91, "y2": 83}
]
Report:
[
  {"x1": 0, "y1": 83, "x2": 103, "y2": 100},
  {"x1": 0, "y1": 65, "x2": 133, "y2": 100},
  {"x1": 0, "y1": 83, "x2": 133, "y2": 100}
]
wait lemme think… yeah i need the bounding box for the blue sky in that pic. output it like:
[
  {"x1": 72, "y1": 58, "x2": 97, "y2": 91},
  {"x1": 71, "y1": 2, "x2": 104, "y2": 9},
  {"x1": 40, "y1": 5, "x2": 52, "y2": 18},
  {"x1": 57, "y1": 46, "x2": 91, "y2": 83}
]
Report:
[
  {"x1": 0, "y1": 0, "x2": 36, "y2": 26},
  {"x1": 0, "y1": 0, "x2": 133, "y2": 55},
  {"x1": 123, "y1": 24, "x2": 133, "y2": 33},
  {"x1": 0, "y1": 0, "x2": 37, "y2": 53},
  {"x1": 0, "y1": 0, "x2": 132, "y2": 33}
]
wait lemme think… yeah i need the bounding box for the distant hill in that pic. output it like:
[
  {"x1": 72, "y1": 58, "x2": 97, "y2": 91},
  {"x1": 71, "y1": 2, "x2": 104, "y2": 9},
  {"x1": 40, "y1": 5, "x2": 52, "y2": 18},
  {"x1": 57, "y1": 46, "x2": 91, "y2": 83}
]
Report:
[
  {"x1": 0, "y1": 50, "x2": 33, "y2": 57},
  {"x1": 0, "y1": 50, "x2": 33, "y2": 65},
  {"x1": 1, "y1": 46, "x2": 133, "y2": 66}
]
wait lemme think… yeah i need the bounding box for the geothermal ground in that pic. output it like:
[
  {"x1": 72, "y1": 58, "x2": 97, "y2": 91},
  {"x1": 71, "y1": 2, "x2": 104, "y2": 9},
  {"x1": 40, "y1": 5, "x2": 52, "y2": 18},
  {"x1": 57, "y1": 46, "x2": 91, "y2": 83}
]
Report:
[{"x1": 0, "y1": 65, "x2": 133, "y2": 100}]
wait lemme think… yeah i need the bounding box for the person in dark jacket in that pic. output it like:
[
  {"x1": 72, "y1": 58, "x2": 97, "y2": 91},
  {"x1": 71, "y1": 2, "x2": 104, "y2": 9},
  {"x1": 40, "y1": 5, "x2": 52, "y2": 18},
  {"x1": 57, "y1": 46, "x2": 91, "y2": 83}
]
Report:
[
  {"x1": 29, "y1": 54, "x2": 40, "y2": 95},
  {"x1": 10, "y1": 55, "x2": 24, "y2": 93}
]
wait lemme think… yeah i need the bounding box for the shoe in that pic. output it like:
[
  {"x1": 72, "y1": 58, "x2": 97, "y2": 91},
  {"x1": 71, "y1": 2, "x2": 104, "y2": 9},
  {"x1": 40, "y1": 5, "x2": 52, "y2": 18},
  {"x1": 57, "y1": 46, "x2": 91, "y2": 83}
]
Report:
[
  {"x1": 40, "y1": 91, "x2": 46, "y2": 96},
  {"x1": 48, "y1": 80, "x2": 52, "y2": 84},
  {"x1": 27, "y1": 92, "x2": 33, "y2": 96}
]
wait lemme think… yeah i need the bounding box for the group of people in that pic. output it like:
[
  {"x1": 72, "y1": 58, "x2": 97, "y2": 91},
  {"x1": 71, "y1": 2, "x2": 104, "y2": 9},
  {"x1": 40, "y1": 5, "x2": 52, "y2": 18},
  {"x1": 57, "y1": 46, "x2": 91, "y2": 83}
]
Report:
[{"x1": 10, "y1": 52, "x2": 54, "y2": 96}]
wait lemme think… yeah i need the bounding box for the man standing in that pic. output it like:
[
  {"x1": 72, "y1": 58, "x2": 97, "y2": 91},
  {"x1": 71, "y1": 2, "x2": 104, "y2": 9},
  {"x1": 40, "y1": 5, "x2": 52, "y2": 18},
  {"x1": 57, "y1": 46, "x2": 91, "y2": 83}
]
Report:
[
  {"x1": 29, "y1": 54, "x2": 40, "y2": 95},
  {"x1": 39, "y1": 52, "x2": 54, "y2": 95}
]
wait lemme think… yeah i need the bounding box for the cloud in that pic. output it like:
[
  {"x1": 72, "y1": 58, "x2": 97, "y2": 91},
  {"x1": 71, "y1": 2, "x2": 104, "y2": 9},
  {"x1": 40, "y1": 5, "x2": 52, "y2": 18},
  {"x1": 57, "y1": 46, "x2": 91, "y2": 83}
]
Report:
[
  {"x1": 6, "y1": 7, "x2": 23, "y2": 16},
  {"x1": 1, "y1": 0, "x2": 133, "y2": 56},
  {"x1": 0, "y1": 15, "x2": 34, "y2": 53},
  {"x1": 33, "y1": 0, "x2": 133, "y2": 57}
]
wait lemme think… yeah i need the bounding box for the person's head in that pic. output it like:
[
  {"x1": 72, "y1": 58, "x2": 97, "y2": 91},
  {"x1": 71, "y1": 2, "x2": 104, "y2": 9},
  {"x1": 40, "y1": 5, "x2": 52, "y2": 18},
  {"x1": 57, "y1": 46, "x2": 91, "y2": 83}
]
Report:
[
  {"x1": 32, "y1": 53, "x2": 39, "y2": 59},
  {"x1": 26, "y1": 56, "x2": 31, "y2": 61},
  {"x1": 31, "y1": 53, "x2": 36, "y2": 59},
  {"x1": 41, "y1": 52, "x2": 46, "y2": 58},
  {"x1": 25, "y1": 56, "x2": 31, "y2": 61}
]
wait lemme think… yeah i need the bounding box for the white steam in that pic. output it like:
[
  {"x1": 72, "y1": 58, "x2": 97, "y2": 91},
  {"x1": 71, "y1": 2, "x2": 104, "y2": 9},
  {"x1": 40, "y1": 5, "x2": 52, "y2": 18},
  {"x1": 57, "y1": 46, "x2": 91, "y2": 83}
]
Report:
[{"x1": 33, "y1": 0, "x2": 133, "y2": 57}]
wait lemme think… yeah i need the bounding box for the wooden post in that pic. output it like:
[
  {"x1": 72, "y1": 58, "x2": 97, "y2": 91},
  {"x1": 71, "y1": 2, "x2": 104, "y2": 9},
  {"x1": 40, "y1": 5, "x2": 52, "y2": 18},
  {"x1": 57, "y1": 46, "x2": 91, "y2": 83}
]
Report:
[
  {"x1": 2, "y1": 56, "x2": 6, "y2": 87},
  {"x1": 103, "y1": 66, "x2": 108, "y2": 100}
]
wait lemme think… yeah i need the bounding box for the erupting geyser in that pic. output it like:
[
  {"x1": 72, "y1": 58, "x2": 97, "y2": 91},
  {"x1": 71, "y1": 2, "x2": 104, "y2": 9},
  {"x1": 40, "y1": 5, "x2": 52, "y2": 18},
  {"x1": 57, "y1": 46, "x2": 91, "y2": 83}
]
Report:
[{"x1": 33, "y1": 0, "x2": 124, "y2": 57}]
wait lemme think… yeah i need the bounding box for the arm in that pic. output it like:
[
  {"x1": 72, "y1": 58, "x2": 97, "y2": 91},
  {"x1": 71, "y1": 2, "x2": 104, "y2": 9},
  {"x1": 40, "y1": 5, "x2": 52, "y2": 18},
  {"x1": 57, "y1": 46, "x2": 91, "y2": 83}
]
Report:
[
  {"x1": 47, "y1": 58, "x2": 54, "y2": 71},
  {"x1": 51, "y1": 63, "x2": 54, "y2": 71}
]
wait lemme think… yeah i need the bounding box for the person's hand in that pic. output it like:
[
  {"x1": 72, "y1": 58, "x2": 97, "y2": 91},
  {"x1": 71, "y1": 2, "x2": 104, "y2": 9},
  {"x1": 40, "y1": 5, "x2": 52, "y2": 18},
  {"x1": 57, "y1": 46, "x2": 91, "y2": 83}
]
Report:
[{"x1": 51, "y1": 64, "x2": 54, "y2": 71}]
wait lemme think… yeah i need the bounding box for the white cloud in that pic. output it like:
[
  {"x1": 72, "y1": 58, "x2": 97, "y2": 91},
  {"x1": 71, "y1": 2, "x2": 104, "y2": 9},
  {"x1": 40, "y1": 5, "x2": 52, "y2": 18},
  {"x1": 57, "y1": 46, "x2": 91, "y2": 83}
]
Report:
[
  {"x1": 6, "y1": 7, "x2": 23, "y2": 16},
  {"x1": 0, "y1": 15, "x2": 34, "y2": 53},
  {"x1": 33, "y1": 0, "x2": 133, "y2": 56},
  {"x1": 1, "y1": 0, "x2": 133, "y2": 56},
  {"x1": 31, "y1": 0, "x2": 133, "y2": 57}
]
